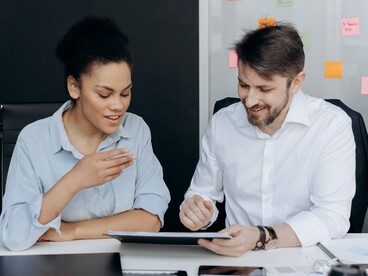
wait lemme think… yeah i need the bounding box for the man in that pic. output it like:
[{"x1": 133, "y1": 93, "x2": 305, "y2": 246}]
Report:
[{"x1": 179, "y1": 23, "x2": 355, "y2": 256}]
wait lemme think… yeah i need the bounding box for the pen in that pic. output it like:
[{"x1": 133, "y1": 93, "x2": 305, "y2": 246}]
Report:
[
  {"x1": 317, "y1": 242, "x2": 343, "y2": 264},
  {"x1": 107, "y1": 152, "x2": 131, "y2": 160}
]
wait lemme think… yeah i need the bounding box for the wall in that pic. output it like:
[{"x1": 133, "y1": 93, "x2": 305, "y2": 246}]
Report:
[{"x1": 0, "y1": 0, "x2": 199, "y2": 232}]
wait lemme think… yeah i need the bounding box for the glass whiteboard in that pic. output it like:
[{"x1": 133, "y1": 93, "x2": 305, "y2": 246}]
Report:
[{"x1": 201, "y1": 0, "x2": 368, "y2": 135}]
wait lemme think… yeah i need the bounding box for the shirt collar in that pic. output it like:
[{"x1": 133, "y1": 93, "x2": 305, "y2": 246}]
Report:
[
  {"x1": 50, "y1": 100, "x2": 131, "y2": 154},
  {"x1": 232, "y1": 90, "x2": 310, "y2": 129},
  {"x1": 283, "y1": 90, "x2": 310, "y2": 127}
]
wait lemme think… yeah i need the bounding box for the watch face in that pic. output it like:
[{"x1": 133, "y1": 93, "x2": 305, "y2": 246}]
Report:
[{"x1": 265, "y1": 240, "x2": 277, "y2": 250}]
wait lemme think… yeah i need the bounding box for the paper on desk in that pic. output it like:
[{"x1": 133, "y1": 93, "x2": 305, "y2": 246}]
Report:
[{"x1": 321, "y1": 238, "x2": 368, "y2": 264}]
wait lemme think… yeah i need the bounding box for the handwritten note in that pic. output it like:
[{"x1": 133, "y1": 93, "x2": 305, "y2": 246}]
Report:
[
  {"x1": 258, "y1": 17, "x2": 276, "y2": 29},
  {"x1": 325, "y1": 61, "x2": 343, "y2": 79},
  {"x1": 275, "y1": 0, "x2": 293, "y2": 7},
  {"x1": 361, "y1": 77, "x2": 368, "y2": 95},
  {"x1": 228, "y1": 50, "x2": 238, "y2": 68},
  {"x1": 341, "y1": 18, "x2": 360, "y2": 36}
]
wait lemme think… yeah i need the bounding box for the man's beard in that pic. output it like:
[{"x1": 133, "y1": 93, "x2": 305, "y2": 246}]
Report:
[{"x1": 244, "y1": 92, "x2": 289, "y2": 128}]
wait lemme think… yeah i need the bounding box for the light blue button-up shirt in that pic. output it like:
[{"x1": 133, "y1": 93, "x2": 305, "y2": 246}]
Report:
[{"x1": 0, "y1": 101, "x2": 170, "y2": 251}]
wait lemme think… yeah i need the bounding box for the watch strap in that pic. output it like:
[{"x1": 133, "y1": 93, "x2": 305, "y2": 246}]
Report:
[
  {"x1": 263, "y1": 226, "x2": 278, "y2": 250},
  {"x1": 264, "y1": 226, "x2": 278, "y2": 240},
  {"x1": 254, "y1": 225, "x2": 266, "y2": 251}
]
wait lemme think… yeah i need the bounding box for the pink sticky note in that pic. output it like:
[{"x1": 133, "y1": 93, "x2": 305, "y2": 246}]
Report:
[
  {"x1": 341, "y1": 18, "x2": 360, "y2": 36},
  {"x1": 361, "y1": 77, "x2": 368, "y2": 95},
  {"x1": 229, "y1": 50, "x2": 238, "y2": 68}
]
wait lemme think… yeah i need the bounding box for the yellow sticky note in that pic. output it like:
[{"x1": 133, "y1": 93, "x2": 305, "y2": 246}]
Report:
[
  {"x1": 324, "y1": 61, "x2": 343, "y2": 79},
  {"x1": 258, "y1": 18, "x2": 276, "y2": 29},
  {"x1": 228, "y1": 50, "x2": 238, "y2": 68}
]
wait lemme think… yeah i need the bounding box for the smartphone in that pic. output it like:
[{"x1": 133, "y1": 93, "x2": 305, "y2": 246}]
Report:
[
  {"x1": 122, "y1": 270, "x2": 187, "y2": 276},
  {"x1": 198, "y1": 265, "x2": 266, "y2": 276}
]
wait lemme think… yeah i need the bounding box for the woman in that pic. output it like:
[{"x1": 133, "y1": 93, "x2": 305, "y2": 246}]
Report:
[{"x1": 0, "y1": 16, "x2": 170, "y2": 251}]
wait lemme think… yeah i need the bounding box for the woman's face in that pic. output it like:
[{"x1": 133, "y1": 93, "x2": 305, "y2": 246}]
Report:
[{"x1": 68, "y1": 61, "x2": 132, "y2": 135}]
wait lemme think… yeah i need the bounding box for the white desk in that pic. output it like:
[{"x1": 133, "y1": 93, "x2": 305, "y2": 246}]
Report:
[{"x1": 0, "y1": 234, "x2": 366, "y2": 276}]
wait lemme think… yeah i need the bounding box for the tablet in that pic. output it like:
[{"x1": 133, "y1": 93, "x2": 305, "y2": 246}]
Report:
[
  {"x1": 198, "y1": 265, "x2": 266, "y2": 276},
  {"x1": 0, "y1": 252, "x2": 122, "y2": 276},
  {"x1": 123, "y1": 269, "x2": 187, "y2": 276},
  {"x1": 107, "y1": 231, "x2": 231, "y2": 245}
]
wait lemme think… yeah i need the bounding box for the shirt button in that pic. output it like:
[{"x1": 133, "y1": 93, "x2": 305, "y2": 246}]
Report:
[{"x1": 93, "y1": 188, "x2": 98, "y2": 193}]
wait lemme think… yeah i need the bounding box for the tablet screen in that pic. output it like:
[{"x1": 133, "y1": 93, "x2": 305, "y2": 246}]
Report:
[
  {"x1": 122, "y1": 270, "x2": 187, "y2": 276},
  {"x1": 198, "y1": 265, "x2": 266, "y2": 276}
]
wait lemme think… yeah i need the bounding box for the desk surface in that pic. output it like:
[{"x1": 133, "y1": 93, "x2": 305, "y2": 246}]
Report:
[{"x1": 0, "y1": 234, "x2": 367, "y2": 276}]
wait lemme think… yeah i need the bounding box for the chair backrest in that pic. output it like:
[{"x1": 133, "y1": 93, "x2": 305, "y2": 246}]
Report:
[
  {"x1": 0, "y1": 103, "x2": 63, "y2": 205},
  {"x1": 212, "y1": 97, "x2": 368, "y2": 233}
]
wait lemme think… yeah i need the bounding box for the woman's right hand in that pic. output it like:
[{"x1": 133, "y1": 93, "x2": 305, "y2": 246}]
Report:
[{"x1": 68, "y1": 148, "x2": 136, "y2": 191}]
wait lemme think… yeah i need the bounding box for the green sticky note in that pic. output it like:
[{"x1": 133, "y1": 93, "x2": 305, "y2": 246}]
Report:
[
  {"x1": 300, "y1": 33, "x2": 311, "y2": 50},
  {"x1": 275, "y1": 0, "x2": 293, "y2": 7}
]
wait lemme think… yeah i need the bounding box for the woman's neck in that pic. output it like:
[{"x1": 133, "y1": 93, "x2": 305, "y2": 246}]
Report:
[{"x1": 62, "y1": 108, "x2": 107, "y2": 155}]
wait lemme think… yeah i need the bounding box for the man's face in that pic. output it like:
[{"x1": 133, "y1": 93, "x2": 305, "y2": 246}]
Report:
[{"x1": 237, "y1": 62, "x2": 295, "y2": 135}]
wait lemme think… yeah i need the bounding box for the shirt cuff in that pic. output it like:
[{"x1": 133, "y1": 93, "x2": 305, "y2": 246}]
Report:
[
  {"x1": 133, "y1": 194, "x2": 169, "y2": 227},
  {"x1": 285, "y1": 211, "x2": 331, "y2": 247},
  {"x1": 28, "y1": 194, "x2": 61, "y2": 233}
]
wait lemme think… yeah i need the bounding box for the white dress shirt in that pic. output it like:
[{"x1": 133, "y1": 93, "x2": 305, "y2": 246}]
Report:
[
  {"x1": 184, "y1": 91, "x2": 355, "y2": 247},
  {"x1": 0, "y1": 101, "x2": 170, "y2": 251}
]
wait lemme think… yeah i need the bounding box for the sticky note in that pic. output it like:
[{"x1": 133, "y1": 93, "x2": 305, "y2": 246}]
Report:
[
  {"x1": 300, "y1": 33, "x2": 311, "y2": 50},
  {"x1": 362, "y1": 77, "x2": 368, "y2": 95},
  {"x1": 228, "y1": 50, "x2": 238, "y2": 68},
  {"x1": 258, "y1": 18, "x2": 276, "y2": 29},
  {"x1": 275, "y1": 0, "x2": 293, "y2": 7},
  {"x1": 341, "y1": 18, "x2": 360, "y2": 36},
  {"x1": 324, "y1": 61, "x2": 343, "y2": 79}
]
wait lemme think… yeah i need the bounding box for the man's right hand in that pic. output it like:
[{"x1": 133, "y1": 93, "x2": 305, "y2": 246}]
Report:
[{"x1": 179, "y1": 195, "x2": 214, "y2": 231}]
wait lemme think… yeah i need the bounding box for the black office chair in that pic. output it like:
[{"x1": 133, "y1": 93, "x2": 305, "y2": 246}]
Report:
[
  {"x1": 0, "y1": 102, "x2": 63, "y2": 212},
  {"x1": 212, "y1": 97, "x2": 368, "y2": 233}
]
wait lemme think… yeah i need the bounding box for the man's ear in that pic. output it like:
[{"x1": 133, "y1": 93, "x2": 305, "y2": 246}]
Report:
[
  {"x1": 67, "y1": 76, "x2": 80, "y2": 100},
  {"x1": 291, "y1": 71, "x2": 306, "y2": 94}
]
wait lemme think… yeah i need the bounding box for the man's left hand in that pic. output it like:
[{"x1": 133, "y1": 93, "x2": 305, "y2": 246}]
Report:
[{"x1": 198, "y1": 224, "x2": 258, "y2": 256}]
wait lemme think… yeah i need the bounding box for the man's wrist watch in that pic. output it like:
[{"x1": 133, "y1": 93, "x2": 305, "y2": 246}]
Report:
[
  {"x1": 263, "y1": 226, "x2": 278, "y2": 250},
  {"x1": 254, "y1": 225, "x2": 266, "y2": 250}
]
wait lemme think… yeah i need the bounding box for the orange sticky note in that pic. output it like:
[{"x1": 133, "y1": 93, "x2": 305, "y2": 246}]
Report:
[
  {"x1": 361, "y1": 77, "x2": 368, "y2": 95},
  {"x1": 258, "y1": 18, "x2": 276, "y2": 29},
  {"x1": 341, "y1": 18, "x2": 360, "y2": 36},
  {"x1": 324, "y1": 61, "x2": 343, "y2": 79},
  {"x1": 228, "y1": 50, "x2": 238, "y2": 68}
]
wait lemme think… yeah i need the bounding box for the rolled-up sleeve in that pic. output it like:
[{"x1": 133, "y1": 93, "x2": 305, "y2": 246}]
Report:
[
  {"x1": 286, "y1": 114, "x2": 355, "y2": 247},
  {"x1": 0, "y1": 138, "x2": 61, "y2": 251},
  {"x1": 132, "y1": 121, "x2": 170, "y2": 226}
]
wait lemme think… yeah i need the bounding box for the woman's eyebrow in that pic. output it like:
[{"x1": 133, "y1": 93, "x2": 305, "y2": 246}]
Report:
[
  {"x1": 121, "y1": 83, "x2": 132, "y2": 92},
  {"x1": 94, "y1": 83, "x2": 132, "y2": 92}
]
